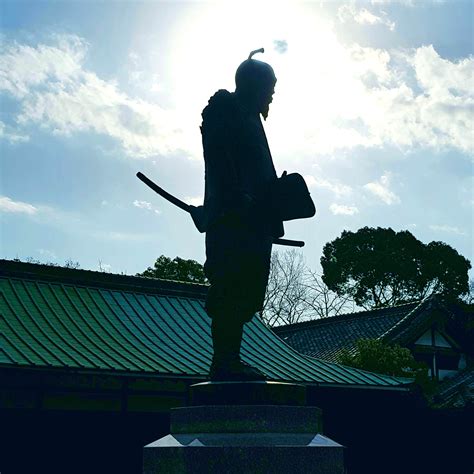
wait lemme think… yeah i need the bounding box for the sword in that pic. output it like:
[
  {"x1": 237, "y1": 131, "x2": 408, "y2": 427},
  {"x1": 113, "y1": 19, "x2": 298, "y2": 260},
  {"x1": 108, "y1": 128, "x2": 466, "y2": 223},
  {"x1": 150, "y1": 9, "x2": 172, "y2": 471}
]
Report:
[{"x1": 136, "y1": 172, "x2": 305, "y2": 248}]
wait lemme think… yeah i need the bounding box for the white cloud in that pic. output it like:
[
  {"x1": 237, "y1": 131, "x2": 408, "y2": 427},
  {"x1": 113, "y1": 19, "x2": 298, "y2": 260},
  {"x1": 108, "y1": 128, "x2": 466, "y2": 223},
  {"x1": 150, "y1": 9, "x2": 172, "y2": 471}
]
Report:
[
  {"x1": 0, "y1": 196, "x2": 38, "y2": 214},
  {"x1": 133, "y1": 200, "x2": 152, "y2": 210},
  {"x1": 370, "y1": 1, "x2": 444, "y2": 5},
  {"x1": 0, "y1": 121, "x2": 29, "y2": 144},
  {"x1": 370, "y1": 0, "x2": 410, "y2": 4},
  {"x1": 338, "y1": 5, "x2": 395, "y2": 31},
  {"x1": 129, "y1": 70, "x2": 144, "y2": 83},
  {"x1": 2, "y1": 30, "x2": 471, "y2": 160},
  {"x1": 0, "y1": 35, "x2": 87, "y2": 98},
  {"x1": 38, "y1": 248, "x2": 58, "y2": 260},
  {"x1": 184, "y1": 195, "x2": 204, "y2": 206},
  {"x1": 404, "y1": 45, "x2": 473, "y2": 150},
  {"x1": 273, "y1": 40, "x2": 288, "y2": 54},
  {"x1": 133, "y1": 199, "x2": 161, "y2": 214},
  {"x1": 364, "y1": 173, "x2": 401, "y2": 205},
  {"x1": 304, "y1": 175, "x2": 352, "y2": 197},
  {"x1": 0, "y1": 35, "x2": 189, "y2": 159},
  {"x1": 272, "y1": 38, "x2": 473, "y2": 156},
  {"x1": 329, "y1": 203, "x2": 359, "y2": 215},
  {"x1": 127, "y1": 50, "x2": 162, "y2": 93},
  {"x1": 98, "y1": 262, "x2": 112, "y2": 272},
  {"x1": 0, "y1": 194, "x2": 156, "y2": 245},
  {"x1": 429, "y1": 224, "x2": 466, "y2": 235}
]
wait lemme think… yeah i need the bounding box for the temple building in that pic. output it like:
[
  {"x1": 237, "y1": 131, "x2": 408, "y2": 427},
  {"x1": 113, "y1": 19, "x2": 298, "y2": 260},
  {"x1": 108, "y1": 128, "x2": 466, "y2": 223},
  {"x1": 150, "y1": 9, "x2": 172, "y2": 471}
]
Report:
[
  {"x1": 273, "y1": 297, "x2": 472, "y2": 381},
  {"x1": 1, "y1": 260, "x2": 471, "y2": 473}
]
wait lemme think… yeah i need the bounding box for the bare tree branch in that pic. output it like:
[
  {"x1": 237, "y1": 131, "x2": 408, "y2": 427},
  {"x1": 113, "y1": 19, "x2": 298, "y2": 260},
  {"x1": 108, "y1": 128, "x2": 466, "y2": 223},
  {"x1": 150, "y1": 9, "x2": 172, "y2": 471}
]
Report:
[{"x1": 262, "y1": 250, "x2": 355, "y2": 326}]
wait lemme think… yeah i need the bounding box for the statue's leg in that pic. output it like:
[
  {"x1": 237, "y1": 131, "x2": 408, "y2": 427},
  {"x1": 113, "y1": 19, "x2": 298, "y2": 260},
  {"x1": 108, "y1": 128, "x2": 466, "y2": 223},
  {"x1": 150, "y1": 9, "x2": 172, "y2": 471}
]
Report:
[
  {"x1": 211, "y1": 314, "x2": 243, "y2": 367},
  {"x1": 205, "y1": 225, "x2": 271, "y2": 380},
  {"x1": 209, "y1": 307, "x2": 266, "y2": 381}
]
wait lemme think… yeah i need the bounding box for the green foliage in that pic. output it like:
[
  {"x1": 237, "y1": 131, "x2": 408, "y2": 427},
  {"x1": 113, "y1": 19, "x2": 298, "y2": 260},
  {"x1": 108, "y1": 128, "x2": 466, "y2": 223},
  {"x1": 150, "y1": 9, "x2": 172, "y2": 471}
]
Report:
[
  {"x1": 138, "y1": 255, "x2": 207, "y2": 284},
  {"x1": 337, "y1": 339, "x2": 435, "y2": 395},
  {"x1": 338, "y1": 339, "x2": 422, "y2": 377},
  {"x1": 321, "y1": 227, "x2": 471, "y2": 309}
]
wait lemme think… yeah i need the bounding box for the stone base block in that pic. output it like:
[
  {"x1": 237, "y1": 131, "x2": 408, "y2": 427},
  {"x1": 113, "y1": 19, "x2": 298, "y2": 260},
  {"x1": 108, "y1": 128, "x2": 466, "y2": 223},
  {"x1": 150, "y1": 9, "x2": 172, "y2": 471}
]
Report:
[
  {"x1": 189, "y1": 381, "x2": 307, "y2": 406},
  {"x1": 171, "y1": 404, "x2": 323, "y2": 434},
  {"x1": 144, "y1": 440, "x2": 343, "y2": 474},
  {"x1": 143, "y1": 403, "x2": 344, "y2": 473}
]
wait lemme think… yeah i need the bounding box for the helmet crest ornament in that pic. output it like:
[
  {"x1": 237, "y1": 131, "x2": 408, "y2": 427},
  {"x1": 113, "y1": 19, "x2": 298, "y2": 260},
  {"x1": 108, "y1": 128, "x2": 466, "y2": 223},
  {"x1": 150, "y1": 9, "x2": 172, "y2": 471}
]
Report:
[{"x1": 248, "y1": 48, "x2": 264, "y2": 59}]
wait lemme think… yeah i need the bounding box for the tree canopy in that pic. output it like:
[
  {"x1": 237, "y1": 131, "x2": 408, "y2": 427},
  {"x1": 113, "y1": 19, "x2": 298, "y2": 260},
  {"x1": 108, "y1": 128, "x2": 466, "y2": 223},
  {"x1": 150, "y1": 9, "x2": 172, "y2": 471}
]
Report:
[
  {"x1": 321, "y1": 227, "x2": 471, "y2": 309},
  {"x1": 137, "y1": 255, "x2": 207, "y2": 284},
  {"x1": 337, "y1": 338, "x2": 434, "y2": 395},
  {"x1": 337, "y1": 339, "x2": 424, "y2": 378}
]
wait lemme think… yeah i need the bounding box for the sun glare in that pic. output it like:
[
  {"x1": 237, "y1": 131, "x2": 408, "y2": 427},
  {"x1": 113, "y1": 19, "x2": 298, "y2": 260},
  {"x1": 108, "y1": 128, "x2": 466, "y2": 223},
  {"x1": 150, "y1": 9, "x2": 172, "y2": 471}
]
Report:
[
  {"x1": 171, "y1": 6, "x2": 338, "y2": 125},
  {"x1": 167, "y1": 1, "x2": 360, "y2": 160}
]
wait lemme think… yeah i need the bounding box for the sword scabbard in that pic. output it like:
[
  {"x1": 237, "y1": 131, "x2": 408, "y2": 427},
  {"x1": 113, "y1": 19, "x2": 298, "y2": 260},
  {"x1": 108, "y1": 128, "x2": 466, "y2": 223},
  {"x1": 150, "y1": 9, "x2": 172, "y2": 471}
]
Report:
[{"x1": 137, "y1": 172, "x2": 305, "y2": 248}]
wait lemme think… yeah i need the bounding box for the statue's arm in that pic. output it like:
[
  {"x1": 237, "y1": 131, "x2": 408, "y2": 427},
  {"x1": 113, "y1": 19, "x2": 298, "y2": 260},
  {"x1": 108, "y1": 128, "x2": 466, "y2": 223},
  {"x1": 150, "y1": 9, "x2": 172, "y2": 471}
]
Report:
[
  {"x1": 208, "y1": 139, "x2": 255, "y2": 219},
  {"x1": 201, "y1": 96, "x2": 256, "y2": 227}
]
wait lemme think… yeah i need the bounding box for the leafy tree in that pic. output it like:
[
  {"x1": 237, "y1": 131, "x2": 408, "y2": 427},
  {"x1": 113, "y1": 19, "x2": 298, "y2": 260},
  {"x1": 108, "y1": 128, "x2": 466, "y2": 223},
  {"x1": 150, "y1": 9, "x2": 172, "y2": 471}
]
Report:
[
  {"x1": 337, "y1": 339, "x2": 435, "y2": 395},
  {"x1": 321, "y1": 227, "x2": 471, "y2": 309},
  {"x1": 462, "y1": 279, "x2": 474, "y2": 304},
  {"x1": 338, "y1": 339, "x2": 424, "y2": 377},
  {"x1": 138, "y1": 255, "x2": 207, "y2": 283}
]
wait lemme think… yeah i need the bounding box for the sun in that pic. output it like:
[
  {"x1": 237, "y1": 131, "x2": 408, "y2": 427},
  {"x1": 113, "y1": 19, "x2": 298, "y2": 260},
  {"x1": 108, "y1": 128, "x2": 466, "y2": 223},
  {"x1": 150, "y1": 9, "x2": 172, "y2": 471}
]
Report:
[{"x1": 167, "y1": 1, "x2": 354, "y2": 160}]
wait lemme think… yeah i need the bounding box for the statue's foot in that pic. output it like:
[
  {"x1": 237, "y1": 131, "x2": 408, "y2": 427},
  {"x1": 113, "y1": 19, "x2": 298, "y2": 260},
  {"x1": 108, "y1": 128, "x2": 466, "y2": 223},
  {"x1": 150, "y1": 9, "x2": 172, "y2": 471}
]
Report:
[{"x1": 209, "y1": 359, "x2": 267, "y2": 382}]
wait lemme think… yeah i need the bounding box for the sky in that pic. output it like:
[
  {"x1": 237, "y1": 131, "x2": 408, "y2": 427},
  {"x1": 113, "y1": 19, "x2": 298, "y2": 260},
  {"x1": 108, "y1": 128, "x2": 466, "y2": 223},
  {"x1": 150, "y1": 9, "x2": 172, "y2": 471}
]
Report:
[{"x1": 1, "y1": 0, "x2": 473, "y2": 277}]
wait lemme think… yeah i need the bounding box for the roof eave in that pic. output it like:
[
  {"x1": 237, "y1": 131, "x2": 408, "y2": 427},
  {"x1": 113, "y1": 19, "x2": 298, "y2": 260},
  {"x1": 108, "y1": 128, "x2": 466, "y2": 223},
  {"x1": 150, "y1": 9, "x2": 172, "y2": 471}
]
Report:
[{"x1": 0, "y1": 364, "x2": 411, "y2": 390}]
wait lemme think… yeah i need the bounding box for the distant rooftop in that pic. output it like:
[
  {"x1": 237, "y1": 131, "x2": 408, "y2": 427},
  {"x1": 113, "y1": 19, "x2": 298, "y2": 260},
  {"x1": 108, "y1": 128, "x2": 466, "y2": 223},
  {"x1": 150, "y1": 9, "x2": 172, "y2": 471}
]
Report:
[{"x1": 272, "y1": 300, "x2": 437, "y2": 362}]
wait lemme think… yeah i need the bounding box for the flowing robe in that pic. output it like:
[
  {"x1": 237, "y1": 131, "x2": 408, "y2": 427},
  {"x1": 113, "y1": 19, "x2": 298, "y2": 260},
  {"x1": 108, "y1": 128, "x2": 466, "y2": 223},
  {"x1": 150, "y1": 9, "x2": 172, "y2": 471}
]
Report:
[{"x1": 200, "y1": 90, "x2": 283, "y2": 323}]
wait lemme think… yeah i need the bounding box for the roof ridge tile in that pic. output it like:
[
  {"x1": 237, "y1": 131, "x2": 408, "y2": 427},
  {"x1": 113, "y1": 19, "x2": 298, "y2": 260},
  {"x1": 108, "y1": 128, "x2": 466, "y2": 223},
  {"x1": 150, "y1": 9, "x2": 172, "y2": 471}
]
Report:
[
  {"x1": 0, "y1": 259, "x2": 208, "y2": 298},
  {"x1": 273, "y1": 301, "x2": 420, "y2": 333}
]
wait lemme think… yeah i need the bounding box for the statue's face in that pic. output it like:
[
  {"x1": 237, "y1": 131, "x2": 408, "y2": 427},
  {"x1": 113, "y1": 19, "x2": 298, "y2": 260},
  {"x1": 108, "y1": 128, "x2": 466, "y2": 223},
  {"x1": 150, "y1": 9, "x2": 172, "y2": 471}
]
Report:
[{"x1": 259, "y1": 79, "x2": 276, "y2": 120}]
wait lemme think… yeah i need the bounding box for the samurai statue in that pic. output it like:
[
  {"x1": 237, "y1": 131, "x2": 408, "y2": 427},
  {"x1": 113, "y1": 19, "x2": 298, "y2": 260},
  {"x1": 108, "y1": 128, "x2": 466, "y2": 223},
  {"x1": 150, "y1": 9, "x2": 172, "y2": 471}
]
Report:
[
  {"x1": 200, "y1": 49, "x2": 284, "y2": 381},
  {"x1": 136, "y1": 49, "x2": 314, "y2": 381}
]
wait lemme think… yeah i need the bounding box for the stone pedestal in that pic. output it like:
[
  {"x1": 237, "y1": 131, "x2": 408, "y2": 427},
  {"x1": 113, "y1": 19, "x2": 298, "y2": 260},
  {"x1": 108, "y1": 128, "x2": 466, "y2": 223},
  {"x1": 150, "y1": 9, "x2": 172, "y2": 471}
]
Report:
[
  {"x1": 189, "y1": 380, "x2": 307, "y2": 406},
  {"x1": 143, "y1": 382, "x2": 345, "y2": 474}
]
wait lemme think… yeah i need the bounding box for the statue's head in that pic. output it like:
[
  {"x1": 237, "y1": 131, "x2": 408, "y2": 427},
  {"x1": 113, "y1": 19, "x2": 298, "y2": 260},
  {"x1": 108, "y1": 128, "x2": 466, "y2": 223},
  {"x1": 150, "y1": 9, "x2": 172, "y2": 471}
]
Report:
[{"x1": 235, "y1": 48, "x2": 277, "y2": 120}]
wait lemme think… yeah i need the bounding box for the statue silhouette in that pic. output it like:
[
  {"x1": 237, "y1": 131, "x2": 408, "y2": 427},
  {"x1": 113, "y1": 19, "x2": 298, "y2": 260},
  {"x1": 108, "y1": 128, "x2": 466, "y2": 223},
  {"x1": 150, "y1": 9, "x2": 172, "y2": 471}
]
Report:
[
  {"x1": 137, "y1": 49, "x2": 314, "y2": 380},
  {"x1": 201, "y1": 49, "x2": 283, "y2": 381}
]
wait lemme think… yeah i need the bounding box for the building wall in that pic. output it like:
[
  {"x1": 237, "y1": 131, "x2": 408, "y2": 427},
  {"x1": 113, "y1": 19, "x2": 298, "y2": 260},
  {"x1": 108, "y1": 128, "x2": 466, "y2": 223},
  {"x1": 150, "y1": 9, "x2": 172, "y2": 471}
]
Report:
[
  {"x1": 2, "y1": 369, "x2": 472, "y2": 474},
  {"x1": 308, "y1": 386, "x2": 473, "y2": 474},
  {"x1": 412, "y1": 326, "x2": 465, "y2": 381},
  {"x1": 2, "y1": 410, "x2": 169, "y2": 473}
]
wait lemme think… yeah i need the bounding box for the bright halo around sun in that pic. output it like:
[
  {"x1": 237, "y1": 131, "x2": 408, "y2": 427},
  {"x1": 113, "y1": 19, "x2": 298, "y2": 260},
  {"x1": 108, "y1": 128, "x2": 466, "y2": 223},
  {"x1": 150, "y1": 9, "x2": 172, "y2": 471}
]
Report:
[{"x1": 169, "y1": 1, "x2": 357, "y2": 160}]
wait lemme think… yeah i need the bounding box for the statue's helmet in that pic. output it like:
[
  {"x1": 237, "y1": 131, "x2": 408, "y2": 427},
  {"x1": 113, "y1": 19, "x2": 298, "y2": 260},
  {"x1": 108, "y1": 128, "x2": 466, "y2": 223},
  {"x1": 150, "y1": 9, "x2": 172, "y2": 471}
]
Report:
[{"x1": 235, "y1": 48, "x2": 277, "y2": 94}]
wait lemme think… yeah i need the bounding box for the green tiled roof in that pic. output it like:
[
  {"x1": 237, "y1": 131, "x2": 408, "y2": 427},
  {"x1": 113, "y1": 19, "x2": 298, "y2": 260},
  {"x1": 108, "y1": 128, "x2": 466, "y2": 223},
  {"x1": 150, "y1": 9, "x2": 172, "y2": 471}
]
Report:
[{"x1": 0, "y1": 260, "x2": 410, "y2": 389}]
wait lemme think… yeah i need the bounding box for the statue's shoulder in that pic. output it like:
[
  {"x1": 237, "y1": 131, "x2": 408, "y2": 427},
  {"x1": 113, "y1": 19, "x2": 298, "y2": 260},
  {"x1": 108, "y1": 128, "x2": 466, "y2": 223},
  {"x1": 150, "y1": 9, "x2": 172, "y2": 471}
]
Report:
[{"x1": 201, "y1": 90, "x2": 239, "y2": 134}]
